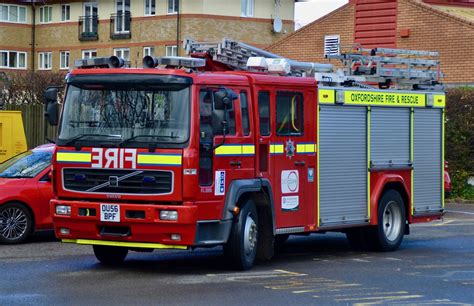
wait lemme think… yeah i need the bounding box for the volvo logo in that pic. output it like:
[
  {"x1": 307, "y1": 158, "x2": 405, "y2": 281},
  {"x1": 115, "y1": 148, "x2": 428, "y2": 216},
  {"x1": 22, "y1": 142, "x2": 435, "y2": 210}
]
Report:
[{"x1": 109, "y1": 176, "x2": 119, "y2": 187}]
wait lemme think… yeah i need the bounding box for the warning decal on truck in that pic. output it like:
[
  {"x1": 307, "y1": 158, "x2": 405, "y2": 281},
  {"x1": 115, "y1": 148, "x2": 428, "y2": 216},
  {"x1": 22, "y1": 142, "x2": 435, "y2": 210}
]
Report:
[
  {"x1": 214, "y1": 171, "x2": 226, "y2": 196},
  {"x1": 281, "y1": 170, "x2": 299, "y2": 194}
]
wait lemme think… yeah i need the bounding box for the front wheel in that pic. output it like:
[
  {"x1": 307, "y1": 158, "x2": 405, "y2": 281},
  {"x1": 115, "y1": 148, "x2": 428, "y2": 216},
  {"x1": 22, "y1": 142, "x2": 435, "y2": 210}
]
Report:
[
  {"x1": 224, "y1": 200, "x2": 258, "y2": 270},
  {"x1": 93, "y1": 245, "x2": 128, "y2": 265},
  {"x1": 0, "y1": 202, "x2": 33, "y2": 244},
  {"x1": 368, "y1": 190, "x2": 406, "y2": 251}
]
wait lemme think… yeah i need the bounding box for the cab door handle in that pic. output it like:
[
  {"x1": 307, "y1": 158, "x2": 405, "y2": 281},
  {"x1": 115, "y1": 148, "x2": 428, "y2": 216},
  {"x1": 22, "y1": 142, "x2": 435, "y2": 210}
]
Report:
[
  {"x1": 230, "y1": 161, "x2": 242, "y2": 167},
  {"x1": 294, "y1": 160, "x2": 306, "y2": 166}
]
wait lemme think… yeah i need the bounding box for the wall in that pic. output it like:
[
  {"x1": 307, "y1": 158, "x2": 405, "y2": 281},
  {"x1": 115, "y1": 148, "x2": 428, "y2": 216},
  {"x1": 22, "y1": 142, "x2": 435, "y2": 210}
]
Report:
[
  {"x1": 397, "y1": 0, "x2": 474, "y2": 84},
  {"x1": 267, "y1": 4, "x2": 355, "y2": 67}
]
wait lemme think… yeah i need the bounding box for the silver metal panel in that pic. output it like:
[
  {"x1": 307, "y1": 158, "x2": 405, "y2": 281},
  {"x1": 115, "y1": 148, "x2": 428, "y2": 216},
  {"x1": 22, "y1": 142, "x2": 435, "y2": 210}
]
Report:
[
  {"x1": 275, "y1": 227, "x2": 305, "y2": 235},
  {"x1": 371, "y1": 107, "x2": 410, "y2": 167},
  {"x1": 319, "y1": 105, "x2": 368, "y2": 226},
  {"x1": 413, "y1": 108, "x2": 443, "y2": 214}
]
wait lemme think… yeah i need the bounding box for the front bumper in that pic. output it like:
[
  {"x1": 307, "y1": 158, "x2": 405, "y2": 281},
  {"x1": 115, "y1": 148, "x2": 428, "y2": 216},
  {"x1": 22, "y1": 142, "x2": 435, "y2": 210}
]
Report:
[{"x1": 51, "y1": 199, "x2": 198, "y2": 246}]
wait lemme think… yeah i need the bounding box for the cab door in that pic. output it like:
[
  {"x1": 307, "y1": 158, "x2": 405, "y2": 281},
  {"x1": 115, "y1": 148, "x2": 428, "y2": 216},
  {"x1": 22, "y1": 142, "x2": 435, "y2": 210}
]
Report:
[
  {"x1": 271, "y1": 89, "x2": 316, "y2": 229},
  {"x1": 196, "y1": 86, "x2": 254, "y2": 215}
]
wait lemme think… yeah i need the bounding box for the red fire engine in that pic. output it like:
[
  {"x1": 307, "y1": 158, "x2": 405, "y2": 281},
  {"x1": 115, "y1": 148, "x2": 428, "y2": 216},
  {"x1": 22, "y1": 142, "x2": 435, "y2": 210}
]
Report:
[{"x1": 45, "y1": 39, "x2": 445, "y2": 270}]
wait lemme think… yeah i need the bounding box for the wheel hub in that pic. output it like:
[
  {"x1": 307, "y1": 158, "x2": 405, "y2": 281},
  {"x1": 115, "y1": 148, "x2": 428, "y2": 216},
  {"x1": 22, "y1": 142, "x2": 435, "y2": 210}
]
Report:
[
  {"x1": 243, "y1": 215, "x2": 257, "y2": 256},
  {"x1": 0, "y1": 207, "x2": 28, "y2": 240},
  {"x1": 383, "y1": 201, "x2": 402, "y2": 242}
]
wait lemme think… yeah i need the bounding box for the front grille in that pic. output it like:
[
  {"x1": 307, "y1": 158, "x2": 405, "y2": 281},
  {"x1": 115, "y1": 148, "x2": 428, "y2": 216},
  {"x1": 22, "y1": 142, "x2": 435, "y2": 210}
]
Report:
[{"x1": 63, "y1": 168, "x2": 172, "y2": 194}]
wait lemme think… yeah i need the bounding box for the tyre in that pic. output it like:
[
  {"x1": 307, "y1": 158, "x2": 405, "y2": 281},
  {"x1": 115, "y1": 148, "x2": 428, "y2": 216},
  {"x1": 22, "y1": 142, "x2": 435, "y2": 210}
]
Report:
[
  {"x1": 93, "y1": 245, "x2": 128, "y2": 265},
  {"x1": 224, "y1": 199, "x2": 258, "y2": 270},
  {"x1": 368, "y1": 190, "x2": 406, "y2": 251},
  {"x1": 0, "y1": 202, "x2": 33, "y2": 244}
]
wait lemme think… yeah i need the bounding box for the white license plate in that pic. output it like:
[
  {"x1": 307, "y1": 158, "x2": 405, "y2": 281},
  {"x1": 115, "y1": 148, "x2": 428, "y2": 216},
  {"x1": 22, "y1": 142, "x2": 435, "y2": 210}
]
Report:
[{"x1": 100, "y1": 204, "x2": 120, "y2": 222}]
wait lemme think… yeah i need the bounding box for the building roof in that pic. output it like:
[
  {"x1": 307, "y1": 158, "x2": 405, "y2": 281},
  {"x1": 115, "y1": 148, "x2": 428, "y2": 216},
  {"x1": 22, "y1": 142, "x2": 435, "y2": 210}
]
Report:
[
  {"x1": 267, "y1": 0, "x2": 474, "y2": 51},
  {"x1": 430, "y1": 3, "x2": 474, "y2": 22}
]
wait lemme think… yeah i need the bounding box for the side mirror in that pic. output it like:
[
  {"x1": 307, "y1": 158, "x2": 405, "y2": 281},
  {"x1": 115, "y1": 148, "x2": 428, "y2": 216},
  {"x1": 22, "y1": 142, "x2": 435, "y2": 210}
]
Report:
[
  {"x1": 44, "y1": 87, "x2": 59, "y2": 126},
  {"x1": 214, "y1": 89, "x2": 237, "y2": 110},
  {"x1": 44, "y1": 87, "x2": 58, "y2": 104}
]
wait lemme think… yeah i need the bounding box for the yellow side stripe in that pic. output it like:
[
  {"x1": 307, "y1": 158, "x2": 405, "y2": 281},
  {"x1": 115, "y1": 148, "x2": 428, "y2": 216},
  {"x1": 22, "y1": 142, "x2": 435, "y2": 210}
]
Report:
[
  {"x1": 215, "y1": 145, "x2": 256, "y2": 156},
  {"x1": 270, "y1": 144, "x2": 284, "y2": 154},
  {"x1": 62, "y1": 239, "x2": 187, "y2": 250},
  {"x1": 56, "y1": 152, "x2": 92, "y2": 163},
  {"x1": 296, "y1": 143, "x2": 317, "y2": 153},
  {"x1": 137, "y1": 154, "x2": 182, "y2": 166}
]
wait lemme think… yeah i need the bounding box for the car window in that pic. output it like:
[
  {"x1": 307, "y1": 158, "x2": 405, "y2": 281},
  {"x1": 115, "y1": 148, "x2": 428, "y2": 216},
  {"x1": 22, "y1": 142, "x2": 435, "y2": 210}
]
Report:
[{"x1": 0, "y1": 151, "x2": 52, "y2": 178}]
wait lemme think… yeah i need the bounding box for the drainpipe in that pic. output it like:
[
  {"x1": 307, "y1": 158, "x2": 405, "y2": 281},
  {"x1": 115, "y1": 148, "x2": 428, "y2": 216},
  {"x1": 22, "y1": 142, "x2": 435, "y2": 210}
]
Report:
[
  {"x1": 31, "y1": 0, "x2": 36, "y2": 72},
  {"x1": 176, "y1": 0, "x2": 180, "y2": 56}
]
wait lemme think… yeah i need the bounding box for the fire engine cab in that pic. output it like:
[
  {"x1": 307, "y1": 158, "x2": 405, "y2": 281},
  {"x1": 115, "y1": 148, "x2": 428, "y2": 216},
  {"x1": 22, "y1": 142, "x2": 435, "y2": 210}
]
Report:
[{"x1": 45, "y1": 39, "x2": 445, "y2": 270}]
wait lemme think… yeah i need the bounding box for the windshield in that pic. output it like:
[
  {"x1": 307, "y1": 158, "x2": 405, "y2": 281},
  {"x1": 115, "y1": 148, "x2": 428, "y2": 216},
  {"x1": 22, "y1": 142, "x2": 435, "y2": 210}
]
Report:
[
  {"x1": 0, "y1": 151, "x2": 52, "y2": 178},
  {"x1": 58, "y1": 74, "x2": 191, "y2": 148}
]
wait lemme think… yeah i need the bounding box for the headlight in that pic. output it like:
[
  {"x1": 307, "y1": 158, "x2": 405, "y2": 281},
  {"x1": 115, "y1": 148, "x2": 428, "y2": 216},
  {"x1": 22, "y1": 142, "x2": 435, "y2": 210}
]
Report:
[
  {"x1": 160, "y1": 210, "x2": 178, "y2": 221},
  {"x1": 56, "y1": 205, "x2": 71, "y2": 215}
]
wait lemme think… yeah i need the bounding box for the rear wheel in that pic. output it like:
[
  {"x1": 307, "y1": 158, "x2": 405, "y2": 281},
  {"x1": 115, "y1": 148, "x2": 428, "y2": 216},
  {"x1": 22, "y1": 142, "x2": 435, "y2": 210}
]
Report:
[
  {"x1": 368, "y1": 190, "x2": 406, "y2": 251},
  {"x1": 224, "y1": 199, "x2": 258, "y2": 270},
  {"x1": 93, "y1": 245, "x2": 128, "y2": 265},
  {"x1": 0, "y1": 202, "x2": 33, "y2": 244}
]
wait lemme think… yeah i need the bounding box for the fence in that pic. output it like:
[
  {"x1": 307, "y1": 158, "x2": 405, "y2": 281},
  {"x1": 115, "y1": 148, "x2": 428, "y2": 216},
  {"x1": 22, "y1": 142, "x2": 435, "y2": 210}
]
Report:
[{"x1": 4, "y1": 103, "x2": 58, "y2": 149}]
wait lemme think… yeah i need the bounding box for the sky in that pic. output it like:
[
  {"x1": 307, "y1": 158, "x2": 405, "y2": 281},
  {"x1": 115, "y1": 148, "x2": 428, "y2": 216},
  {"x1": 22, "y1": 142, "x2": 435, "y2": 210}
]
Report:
[{"x1": 295, "y1": 0, "x2": 349, "y2": 29}]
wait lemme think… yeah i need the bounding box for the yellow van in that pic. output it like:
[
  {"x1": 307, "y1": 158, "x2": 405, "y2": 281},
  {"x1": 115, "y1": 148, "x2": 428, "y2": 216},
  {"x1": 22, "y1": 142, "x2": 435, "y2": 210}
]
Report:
[{"x1": 0, "y1": 111, "x2": 28, "y2": 163}]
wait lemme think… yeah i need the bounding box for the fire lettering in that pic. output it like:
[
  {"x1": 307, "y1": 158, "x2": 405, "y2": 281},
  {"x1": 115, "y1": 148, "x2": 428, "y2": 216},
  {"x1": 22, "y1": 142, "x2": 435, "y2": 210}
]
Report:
[{"x1": 91, "y1": 148, "x2": 137, "y2": 169}]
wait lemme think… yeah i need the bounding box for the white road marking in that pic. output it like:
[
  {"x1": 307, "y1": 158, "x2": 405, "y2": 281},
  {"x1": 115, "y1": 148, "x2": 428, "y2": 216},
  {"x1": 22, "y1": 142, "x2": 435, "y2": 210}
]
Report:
[{"x1": 445, "y1": 209, "x2": 474, "y2": 215}]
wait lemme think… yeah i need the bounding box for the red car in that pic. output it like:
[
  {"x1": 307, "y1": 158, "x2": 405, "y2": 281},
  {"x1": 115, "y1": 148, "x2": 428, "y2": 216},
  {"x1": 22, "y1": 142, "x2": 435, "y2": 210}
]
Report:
[{"x1": 0, "y1": 144, "x2": 54, "y2": 244}]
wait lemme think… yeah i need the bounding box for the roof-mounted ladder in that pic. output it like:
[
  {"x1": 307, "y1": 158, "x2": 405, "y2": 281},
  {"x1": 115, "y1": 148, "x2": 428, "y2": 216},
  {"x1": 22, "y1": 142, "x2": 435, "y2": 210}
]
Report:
[
  {"x1": 184, "y1": 38, "x2": 443, "y2": 90},
  {"x1": 322, "y1": 46, "x2": 443, "y2": 90},
  {"x1": 184, "y1": 38, "x2": 333, "y2": 76}
]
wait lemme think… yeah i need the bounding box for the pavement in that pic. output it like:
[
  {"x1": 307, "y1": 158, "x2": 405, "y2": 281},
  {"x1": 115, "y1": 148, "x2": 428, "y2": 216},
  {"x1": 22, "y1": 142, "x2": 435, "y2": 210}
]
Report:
[{"x1": 0, "y1": 202, "x2": 473, "y2": 305}]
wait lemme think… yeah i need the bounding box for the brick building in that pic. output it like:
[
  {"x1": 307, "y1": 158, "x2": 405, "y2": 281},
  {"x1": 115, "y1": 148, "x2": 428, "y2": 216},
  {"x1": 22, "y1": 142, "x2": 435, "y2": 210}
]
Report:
[
  {"x1": 268, "y1": 0, "x2": 474, "y2": 85},
  {"x1": 0, "y1": 0, "x2": 295, "y2": 72}
]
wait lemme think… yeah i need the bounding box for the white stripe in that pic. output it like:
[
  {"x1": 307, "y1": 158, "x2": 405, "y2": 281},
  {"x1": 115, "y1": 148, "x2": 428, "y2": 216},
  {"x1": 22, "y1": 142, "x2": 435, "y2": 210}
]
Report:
[{"x1": 445, "y1": 209, "x2": 474, "y2": 215}]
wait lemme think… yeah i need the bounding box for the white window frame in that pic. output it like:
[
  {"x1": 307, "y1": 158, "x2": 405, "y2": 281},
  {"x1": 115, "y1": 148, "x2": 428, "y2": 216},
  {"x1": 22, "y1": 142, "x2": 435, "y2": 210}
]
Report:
[
  {"x1": 144, "y1": 0, "x2": 156, "y2": 16},
  {"x1": 38, "y1": 52, "x2": 52, "y2": 70},
  {"x1": 60, "y1": 51, "x2": 70, "y2": 70},
  {"x1": 143, "y1": 46, "x2": 154, "y2": 57},
  {"x1": 82, "y1": 49, "x2": 97, "y2": 59},
  {"x1": 113, "y1": 48, "x2": 130, "y2": 66},
  {"x1": 324, "y1": 35, "x2": 340, "y2": 56},
  {"x1": 0, "y1": 50, "x2": 27, "y2": 69},
  {"x1": 39, "y1": 6, "x2": 53, "y2": 23},
  {"x1": 165, "y1": 45, "x2": 177, "y2": 57},
  {"x1": 167, "y1": 0, "x2": 178, "y2": 14},
  {"x1": 0, "y1": 4, "x2": 27, "y2": 23},
  {"x1": 61, "y1": 4, "x2": 71, "y2": 22},
  {"x1": 241, "y1": 0, "x2": 254, "y2": 17}
]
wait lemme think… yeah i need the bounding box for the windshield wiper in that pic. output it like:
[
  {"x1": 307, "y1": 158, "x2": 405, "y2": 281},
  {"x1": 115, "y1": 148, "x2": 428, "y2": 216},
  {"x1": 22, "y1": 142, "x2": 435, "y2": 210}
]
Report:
[
  {"x1": 61, "y1": 134, "x2": 122, "y2": 146},
  {"x1": 119, "y1": 135, "x2": 179, "y2": 147}
]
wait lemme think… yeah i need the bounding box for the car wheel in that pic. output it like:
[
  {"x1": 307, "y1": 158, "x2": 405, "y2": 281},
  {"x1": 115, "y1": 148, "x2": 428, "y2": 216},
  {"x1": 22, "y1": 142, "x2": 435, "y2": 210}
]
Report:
[
  {"x1": 367, "y1": 190, "x2": 406, "y2": 251},
  {"x1": 93, "y1": 245, "x2": 129, "y2": 265},
  {"x1": 0, "y1": 202, "x2": 33, "y2": 244},
  {"x1": 224, "y1": 199, "x2": 258, "y2": 270}
]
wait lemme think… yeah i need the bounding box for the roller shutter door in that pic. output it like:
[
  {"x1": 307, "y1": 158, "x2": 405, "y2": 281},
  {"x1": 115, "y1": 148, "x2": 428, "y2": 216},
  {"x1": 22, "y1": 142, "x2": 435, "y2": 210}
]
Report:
[
  {"x1": 319, "y1": 105, "x2": 368, "y2": 226},
  {"x1": 413, "y1": 108, "x2": 443, "y2": 214},
  {"x1": 371, "y1": 107, "x2": 410, "y2": 167}
]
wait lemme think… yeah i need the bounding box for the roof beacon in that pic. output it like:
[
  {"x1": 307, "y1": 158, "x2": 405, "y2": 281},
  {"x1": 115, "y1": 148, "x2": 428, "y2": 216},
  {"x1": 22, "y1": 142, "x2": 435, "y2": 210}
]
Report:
[
  {"x1": 74, "y1": 56, "x2": 125, "y2": 69},
  {"x1": 143, "y1": 56, "x2": 206, "y2": 69}
]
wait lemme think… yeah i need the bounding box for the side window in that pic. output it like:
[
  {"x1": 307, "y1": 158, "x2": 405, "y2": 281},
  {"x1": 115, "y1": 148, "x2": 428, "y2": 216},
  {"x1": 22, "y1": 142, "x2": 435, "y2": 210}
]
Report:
[
  {"x1": 199, "y1": 90, "x2": 213, "y2": 186},
  {"x1": 240, "y1": 91, "x2": 250, "y2": 136},
  {"x1": 258, "y1": 91, "x2": 270, "y2": 136},
  {"x1": 276, "y1": 92, "x2": 304, "y2": 136}
]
